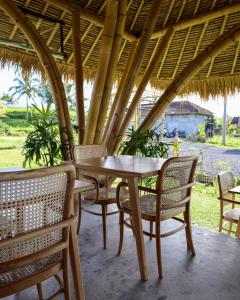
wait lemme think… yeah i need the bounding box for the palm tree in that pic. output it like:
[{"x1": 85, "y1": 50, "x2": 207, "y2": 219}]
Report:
[
  {"x1": 37, "y1": 82, "x2": 54, "y2": 104},
  {"x1": 64, "y1": 82, "x2": 75, "y2": 109},
  {"x1": 0, "y1": 93, "x2": 15, "y2": 105},
  {"x1": 9, "y1": 72, "x2": 39, "y2": 119}
]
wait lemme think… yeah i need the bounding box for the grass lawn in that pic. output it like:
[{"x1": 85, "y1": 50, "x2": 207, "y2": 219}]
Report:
[
  {"x1": 0, "y1": 136, "x2": 25, "y2": 149},
  {"x1": 0, "y1": 148, "x2": 24, "y2": 168},
  {"x1": 191, "y1": 182, "x2": 219, "y2": 232},
  {"x1": 206, "y1": 135, "x2": 240, "y2": 149}
]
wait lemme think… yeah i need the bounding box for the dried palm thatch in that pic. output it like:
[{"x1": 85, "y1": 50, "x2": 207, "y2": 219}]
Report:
[
  {"x1": 1, "y1": 0, "x2": 240, "y2": 153},
  {"x1": 0, "y1": 0, "x2": 240, "y2": 98}
]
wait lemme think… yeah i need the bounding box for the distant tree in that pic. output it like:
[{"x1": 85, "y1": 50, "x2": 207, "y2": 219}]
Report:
[
  {"x1": 37, "y1": 82, "x2": 53, "y2": 104},
  {"x1": 9, "y1": 72, "x2": 39, "y2": 119},
  {"x1": 0, "y1": 93, "x2": 15, "y2": 105},
  {"x1": 64, "y1": 82, "x2": 75, "y2": 109}
]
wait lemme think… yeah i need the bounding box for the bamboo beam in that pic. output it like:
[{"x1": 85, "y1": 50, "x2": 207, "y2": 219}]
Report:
[
  {"x1": 67, "y1": 1, "x2": 106, "y2": 64},
  {"x1": 138, "y1": 22, "x2": 240, "y2": 133},
  {"x1": 83, "y1": 28, "x2": 103, "y2": 65},
  {"x1": 151, "y1": 2, "x2": 240, "y2": 39},
  {"x1": 72, "y1": 10, "x2": 85, "y2": 144},
  {"x1": 115, "y1": 27, "x2": 174, "y2": 148},
  {"x1": 231, "y1": 41, "x2": 240, "y2": 74},
  {"x1": 84, "y1": 0, "x2": 118, "y2": 144},
  {"x1": 0, "y1": 0, "x2": 74, "y2": 160},
  {"x1": 94, "y1": 0, "x2": 127, "y2": 144},
  {"x1": 47, "y1": 11, "x2": 66, "y2": 46},
  {"x1": 102, "y1": 41, "x2": 137, "y2": 144},
  {"x1": 44, "y1": 0, "x2": 137, "y2": 42},
  {"x1": 106, "y1": 0, "x2": 163, "y2": 153}
]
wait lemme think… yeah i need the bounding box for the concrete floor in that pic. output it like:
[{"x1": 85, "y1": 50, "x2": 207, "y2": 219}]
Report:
[{"x1": 3, "y1": 204, "x2": 240, "y2": 300}]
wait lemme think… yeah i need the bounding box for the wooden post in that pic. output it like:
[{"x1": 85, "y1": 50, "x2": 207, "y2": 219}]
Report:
[
  {"x1": 137, "y1": 22, "x2": 240, "y2": 133},
  {"x1": 222, "y1": 89, "x2": 228, "y2": 145},
  {"x1": 84, "y1": 0, "x2": 118, "y2": 144},
  {"x1": 102, "y1": 41, "x2": 137, "y2": 144},
  {"x1": 94, "y1": 0, "x2": 127, "y2": 144},
  {"x1": 0, "y1": 0, "x2": 74, "y2": 159},
  {"x1": 107, "y1": 0, "x2": 163, "y2": 153},
  {"x1": 111, "y1": 27, "x2": 174, "y2": 152},
  {"x1": 72, "y1": 10, "x2": 85, "y2": 144}
]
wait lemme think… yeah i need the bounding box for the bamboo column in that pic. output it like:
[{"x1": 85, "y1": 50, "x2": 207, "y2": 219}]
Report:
[
  {"x1": 94, "y1": 0, "x2": 127, "y2": 144},
  {"x1": 110, "y1": 27, "x2": 174, "y2": 153},
  {"x1": 102, "y1": 41, "x2": 137, "y2": 144},
  {"x1": 106, "y1": 0, "x2": 163, "y2": 153},
  {"x1": 222, "y1": 88, "x2": 228, "y2": 145},
  {"x1": 137, "y1": 22, "x2": 240, "y2": 133},
  {"x1": 72, "y1": 9, "x2": 85, "y2": 144},
  {"x1": 0, "y1": 0, "x2": 74, "y2": 159},
  {"x1": 84, "y1": 0, "x2": 118, "y2": 144}
]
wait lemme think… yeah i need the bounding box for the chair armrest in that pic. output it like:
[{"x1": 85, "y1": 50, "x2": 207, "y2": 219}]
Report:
[
  {"x1": 116, "y1": 182, "x2": 157, "y2": 209},
  {"x1": 61, "y1": 160, "x2": 75, "y2": 165},
  {"x1": 218, "y1": 197, "x2": 240, "y2": 205}
]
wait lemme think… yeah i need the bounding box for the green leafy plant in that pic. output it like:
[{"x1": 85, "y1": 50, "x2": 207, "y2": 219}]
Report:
[
  {"x1": 22, "y1": 102, "x2": 63, "y2": 167},
  {"x1": 119, "y1": 127, "x2": 169, "y2": 158}
]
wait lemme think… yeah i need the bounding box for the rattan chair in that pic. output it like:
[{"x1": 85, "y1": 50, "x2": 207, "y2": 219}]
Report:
[
  {"x1": 217, "y1": 171, "x2": 240, "y2": 237},
  {"x1": 0, "y1": 165, "x2": 81, "y2": 299},
  {"x1": 116, "y1": 156, "x2": 198, "y2": 278},
  {"x1": 73, "y1": 144, "x2": 124, "y2": 249}
]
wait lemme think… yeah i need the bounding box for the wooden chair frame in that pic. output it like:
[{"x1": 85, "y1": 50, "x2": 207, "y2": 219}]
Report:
[
  {"x1": 116, "y1": 156, "x2": 198, "y2": 278},
  {"x1": 217, "y1": 171, "x2": 240, "y2": 237},
  {"x1": 73, "y1": 144, "x2": 119, "y2": 249},
  {"x1": 0, "y1": 165, "x2": 79, "y2": 300}
]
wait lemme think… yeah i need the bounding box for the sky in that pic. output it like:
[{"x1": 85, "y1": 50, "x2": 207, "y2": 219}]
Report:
[{"x1": 0, "y1": 66, "x2": 240, "y2": 118}]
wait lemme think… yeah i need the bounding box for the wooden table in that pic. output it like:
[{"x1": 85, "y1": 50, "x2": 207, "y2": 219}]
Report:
[
  {"x1": 75, "y1": 155, "x2": 166, "y2": 280},
  {"x1": 229, "y1": 186, "x2": 240, "y2": 195}
]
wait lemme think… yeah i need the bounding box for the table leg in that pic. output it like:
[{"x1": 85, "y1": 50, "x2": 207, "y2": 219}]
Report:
[
  {"x1": 127, "y1": 176, "x2": 148, "y2": 280},
  {"x1": 69, "y1": 224, "x2": 85, "y2": 300}
]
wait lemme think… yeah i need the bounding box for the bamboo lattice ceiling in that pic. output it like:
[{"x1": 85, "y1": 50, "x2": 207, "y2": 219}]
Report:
[{"x1": 1, "y1": 0, "x2": 240, "y2": 98}]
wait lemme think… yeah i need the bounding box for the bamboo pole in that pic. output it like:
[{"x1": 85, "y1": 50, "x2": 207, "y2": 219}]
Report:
[
  {"x1": 44, "y1": 0, "x2": 137, "y2": 42},
  {"x1": 84, "y1": 0, "x2": 118, "y2": 144},
  {"x1": 0, "y1": 0, "x2": 74, "y2": 160},
  {"x1": 151, "y1": 2, "x2": 240, "y2": 39},
  {"x1": 102, "y1": 41, "x2": 137, "y2": 145},
  {"x1": 72, "y1": 10, "x2": 85, "y2": 144},
  {"x1": 107, "y1": 0, "x2": 163, "y2": 153},
  {"x1": 94, "y1": 0, "x2": 127, "y2": 144},
  {"x1": 112, "y1": 27, "x2": 174, "y2": 152},
  {"x1": 137, "y1": 22, "x2": 240, "y2": 133},
  {"x1": 222, "y1": 88, "x2": 228, "y2": 145}
]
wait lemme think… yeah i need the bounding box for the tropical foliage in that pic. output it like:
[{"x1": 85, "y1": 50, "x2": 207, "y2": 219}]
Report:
[
  {"x1": 9, "y1": 72, "x2": 39, "y2": 119},
  {"x1": 119, "y1": 126, "x2": 169, "y2": 158},
  {"x1": 22, "y1": 102, "x2": 62, "y2": 167}
]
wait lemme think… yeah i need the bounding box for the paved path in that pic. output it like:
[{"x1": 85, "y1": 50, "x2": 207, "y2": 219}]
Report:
[{"x1": 179, "y1": 141, "x2": 240, "y2": 177}]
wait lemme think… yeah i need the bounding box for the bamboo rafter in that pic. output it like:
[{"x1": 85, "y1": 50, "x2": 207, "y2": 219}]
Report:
[
  {"x1": 231, "y1": 41, "x2": 240, "y2": 74},
  {"x1": 206, "y1": 1, "x2": 231, "y2": 78},
  {"x1": 138, "y1": 21, "x2": 240, "y2": 133},
  {"x1": 152, "y1": 2, "x2": 240, "y2": 39},
  {"x1": 47, "y1": 11, "x2": 66, "y2": 46},
  {"x1": 67, "y1": 1, "x2": 106, "y2": 64},
  {"x1": 44, "y1": 0, "x2": 137, "y2": 42}
]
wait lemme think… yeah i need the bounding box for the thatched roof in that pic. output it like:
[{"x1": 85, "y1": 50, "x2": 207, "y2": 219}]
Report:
[
  {"x1": 1, "y1": 0, "x2": 240, "y2": 99},
  {"x1": 141, "y1": 100, "x2": 213, "y2": 118}
]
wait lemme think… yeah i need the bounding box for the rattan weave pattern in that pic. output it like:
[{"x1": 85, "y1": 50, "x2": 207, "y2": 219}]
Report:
[
  {"x1": 0, "y1": 173, "x2": 67, "y2": 263},
  {"x1": 159, "y1": 160, "x2": 193, "y2": 207}
]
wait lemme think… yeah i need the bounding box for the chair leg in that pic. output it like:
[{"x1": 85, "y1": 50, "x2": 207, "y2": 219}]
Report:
[
  {"x1": 37, "y1": 283, "x2": 44, "y2": 300},
  {"x1": 155, "y1": 221, "x2": 163, "y2": 279},
  {"x1": 149, "y1": 221, "x2": 153, "y2": 240},
  {"x1": 118, "y1": 211, "x2": 124, "y2": 255},
  {"x1": 77, "y1": 193, "x2": 82, "y2": 234},
  {"x1": 183, "y1": 212, "x2": 190, "y2": 250},
  {"x1": 185, "y1": 205, "x2": 196, "y2": 256},
  {"x1": 102, "y1": 205, "x2": 107, "y2": 249},
  {"x1": 228, "y1": 221, "x2": 233, "y2": 235},
  {"x1": 235, "y1": 221, "x2": 240, "y2": 238},
  {"x1": 219, "y1": 216, "x2": 223, "y2": 233},
  {"x1": 63, "y1": 247, "x2": 71, "y2": 300}
]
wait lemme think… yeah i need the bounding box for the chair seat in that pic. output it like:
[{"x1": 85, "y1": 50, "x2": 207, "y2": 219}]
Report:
[
  {"x1": 74, "y1": 179, "x2": 95, "y2": 193},
  {"x1": 83, "y1": 187, "x2": 128, "y2": 205},
  {"x1": 223, "y1": 208, "x2": 240, "y2": 221},
  {"x1": 0, "y1": 253, "x2": 61, "y2": 288},
  {"x1": 121, "y1": 194, "x2": 185, "y2": 220}
]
